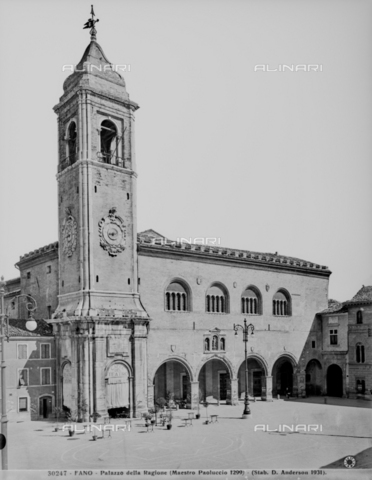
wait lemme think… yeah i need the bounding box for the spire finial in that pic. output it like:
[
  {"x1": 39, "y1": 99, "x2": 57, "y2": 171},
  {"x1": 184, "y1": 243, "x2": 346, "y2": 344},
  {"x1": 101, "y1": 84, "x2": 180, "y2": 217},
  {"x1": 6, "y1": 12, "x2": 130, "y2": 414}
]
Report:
[{"x1": 83, "y1": 5, "x2": 99, "y2": 41}]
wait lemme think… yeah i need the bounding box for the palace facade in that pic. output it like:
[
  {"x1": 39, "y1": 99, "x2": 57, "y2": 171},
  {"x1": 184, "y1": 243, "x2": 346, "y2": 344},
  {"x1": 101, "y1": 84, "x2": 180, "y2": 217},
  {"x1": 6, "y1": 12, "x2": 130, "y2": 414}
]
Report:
[{"x1": 1, "y1": 27, "x2": 338, "y2": 421}]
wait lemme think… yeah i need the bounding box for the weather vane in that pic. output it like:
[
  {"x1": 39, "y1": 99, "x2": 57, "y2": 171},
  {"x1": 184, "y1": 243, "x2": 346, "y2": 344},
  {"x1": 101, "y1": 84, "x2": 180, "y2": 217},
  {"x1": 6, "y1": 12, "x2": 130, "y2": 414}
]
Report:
[{"x1": 83, "y1": 5, "x2": 99, "y2": 41}]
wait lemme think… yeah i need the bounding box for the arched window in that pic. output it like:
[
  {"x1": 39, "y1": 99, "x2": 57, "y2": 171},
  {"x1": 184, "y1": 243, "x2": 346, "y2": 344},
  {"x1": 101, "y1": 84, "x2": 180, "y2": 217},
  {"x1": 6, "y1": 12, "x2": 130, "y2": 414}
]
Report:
[
  {"x1": 272, "y1": 290, "x2": 291, "y2": 316},
  {"x1": 212, "y1": 335, "x2": 218, "y2": 350},
  {"x1": 220, "y1": 337, "x2": 225, "y2": 350},
  {"x1": 206, "y1": 284, "x2": 228, "y2": 313},
  {"x1": 100, "y1": 120, "x2": 117, "y2": 164},
  {"x1": 165, "y1": 282, "x2": 189, "y2": 312},
  {"x1": 67, "y1": 121, "x2": 77, "y2": 165},
  {"x1": 356, "y1": 343, "x2": 365, "y2": 363},
  {"x1": 356, "y1": 310, "x2": 363, "y2": 324},
  {"x1": 241, "y1": 287, "x2": 261, "y2": 315},
  {"x1": 204, "y1": 338, "x2": 210, "y2": 352}
]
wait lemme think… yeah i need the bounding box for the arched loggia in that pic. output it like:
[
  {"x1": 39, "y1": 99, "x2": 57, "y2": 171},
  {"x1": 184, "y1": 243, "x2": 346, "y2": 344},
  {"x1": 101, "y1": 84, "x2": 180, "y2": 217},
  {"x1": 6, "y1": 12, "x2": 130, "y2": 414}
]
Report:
[
  {"x1": 197, "y1": 356, "x2": 233, "y2": 405},
  {"x1": 237, "y1": 355, "x2": 268, "y2": 399},
  {"x1": 271, "y1": 355, "x2": 297, "y2": 397},
  {"x1": 153, "y1": 358, "x2": 194, "y2": 408}
]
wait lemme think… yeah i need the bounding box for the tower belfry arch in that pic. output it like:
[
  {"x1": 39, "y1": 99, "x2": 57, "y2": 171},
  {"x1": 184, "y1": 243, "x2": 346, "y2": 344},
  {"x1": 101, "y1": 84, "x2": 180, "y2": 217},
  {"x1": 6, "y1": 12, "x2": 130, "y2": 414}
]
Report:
[{"x1": 48, "y1": 9, "x2": 150, "y2": 420}]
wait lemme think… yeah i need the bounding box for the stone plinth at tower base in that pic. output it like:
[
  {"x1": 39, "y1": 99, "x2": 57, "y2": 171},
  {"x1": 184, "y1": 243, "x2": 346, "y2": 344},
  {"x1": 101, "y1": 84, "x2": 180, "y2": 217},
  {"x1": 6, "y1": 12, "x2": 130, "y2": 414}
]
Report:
[{"x1": 50, "y1": 316, "x2": 149, "y2": 421}]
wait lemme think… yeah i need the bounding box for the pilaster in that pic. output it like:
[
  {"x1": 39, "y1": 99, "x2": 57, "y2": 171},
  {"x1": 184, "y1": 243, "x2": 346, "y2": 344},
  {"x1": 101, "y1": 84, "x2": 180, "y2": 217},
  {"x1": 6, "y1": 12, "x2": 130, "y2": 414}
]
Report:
[
  {"x1": 230, "y1": 378, "x2": 239, "y2": 405},
  {"x1": 132, "y1": 322, "x2": 148, "y2": 416},
  {"x1": 262, "y1": 376, "x2": 273, "y2": 401},
  {"x1": 191, "y1": 381, "x2": 199, "y2": 410}
]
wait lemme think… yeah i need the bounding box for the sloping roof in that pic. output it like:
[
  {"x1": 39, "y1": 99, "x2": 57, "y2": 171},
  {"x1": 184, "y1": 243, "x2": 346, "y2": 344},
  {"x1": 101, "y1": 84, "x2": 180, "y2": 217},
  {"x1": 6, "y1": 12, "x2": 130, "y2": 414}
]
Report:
[
  {"x1": 345, "y1": 285, "x2": 372, "y2": 305},
  {"x1": 137, "y1": 231, "x2": 330, "y2": 274},
  {"x1": 17, "y1": 241, "x2": 59, "y2": 264},
  {"x1": 7, "y1": 319, "x2": 53, "y2": 337},
  {"x1": 62, "y1": 40, "x2": 128, "y2": 93},
  {"x1": 5, "y1": 277, "x2": 20, "y2": 287},
  {"x1": 17, "y1": 231, "x2": 331, "y2": 276},
  {"x1": 138, "y1": 229, "x2": 166, "y2": 239},
  {"x1": 319, "y1": 299, "x2": 344, "y2": 314}
]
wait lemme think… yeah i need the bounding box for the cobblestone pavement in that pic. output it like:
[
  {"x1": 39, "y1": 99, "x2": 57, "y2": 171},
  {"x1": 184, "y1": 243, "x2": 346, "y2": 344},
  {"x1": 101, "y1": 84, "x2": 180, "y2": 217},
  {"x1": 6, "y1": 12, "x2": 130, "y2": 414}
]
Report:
[{"x1": 6, "y1": 398, "x2": 372, "y2": 470}]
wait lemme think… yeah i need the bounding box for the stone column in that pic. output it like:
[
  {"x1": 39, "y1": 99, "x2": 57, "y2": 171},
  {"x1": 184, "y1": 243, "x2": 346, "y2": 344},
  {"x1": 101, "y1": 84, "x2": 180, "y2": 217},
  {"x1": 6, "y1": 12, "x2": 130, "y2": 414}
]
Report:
[
  {"x1": 191, "y1": 381, "x2": 199, "y2": 410},
  {"x1": 230, "y1": 378, "x2": 239, "y2": 406},
  {"x1": 54, "y1": 325, "x2": 62, "y2": 409},
  {"x1": 147, "y1": 382, "x2": 155, "y2": 409},
  {"x1": 297, "y1": 370, "x2": 306, "y2": 398},
  {"x1": 132, "y1": 322, "x2": 148, "y2": 416},
  {"x1": 82, "y1": 331, "x2": 90, "y2": 421},
  {"x1": 262, "y1": 376, "x2": 273, "y2": 401},
  {"x1": 88, "y1": 331, "x2": 94, "y2": 417},
  {"x1": 129, "y1": 376, "x2": 134, "y2": 418},
  {"x1": 70, "y1": 329, "x2": 78, "y2": 414},
  {"x1": 94, "y1": 335, "x2": 107, "y2": 417}
]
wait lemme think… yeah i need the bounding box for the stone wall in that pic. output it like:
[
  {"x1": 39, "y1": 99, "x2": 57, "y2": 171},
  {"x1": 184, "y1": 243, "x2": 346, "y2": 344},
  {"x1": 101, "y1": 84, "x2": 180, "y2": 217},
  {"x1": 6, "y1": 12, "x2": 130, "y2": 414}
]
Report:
[
  {"x1": 139, "y1": 251, "x2": 329, "y2": 405},
  {"x1": 17, "y1": 247, "x2": 59, "y2": 320}
]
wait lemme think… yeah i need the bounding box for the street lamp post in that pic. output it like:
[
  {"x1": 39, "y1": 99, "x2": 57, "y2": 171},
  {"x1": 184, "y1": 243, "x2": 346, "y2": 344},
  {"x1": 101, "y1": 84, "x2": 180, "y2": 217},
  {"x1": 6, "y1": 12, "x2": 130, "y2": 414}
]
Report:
[
  {"x1": 234, "y1": 319, "x2": 254, "y2": 418},
  {"x1": 0, "y1": 276, "x2": 37, "y2": 470}
]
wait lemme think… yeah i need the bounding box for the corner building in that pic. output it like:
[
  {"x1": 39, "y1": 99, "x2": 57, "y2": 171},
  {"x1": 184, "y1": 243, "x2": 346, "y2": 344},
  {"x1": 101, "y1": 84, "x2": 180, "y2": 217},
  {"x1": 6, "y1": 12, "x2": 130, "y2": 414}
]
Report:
[{"x1": 5, "y1": 30, "x2": 332, "y2": 420}]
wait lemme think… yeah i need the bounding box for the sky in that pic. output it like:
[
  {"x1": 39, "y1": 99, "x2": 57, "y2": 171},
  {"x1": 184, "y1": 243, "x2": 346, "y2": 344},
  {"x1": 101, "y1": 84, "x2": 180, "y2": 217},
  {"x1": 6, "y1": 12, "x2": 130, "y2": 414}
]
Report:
[{"x1": 0, "y1": 0, "x2": 371, "y2": 302}]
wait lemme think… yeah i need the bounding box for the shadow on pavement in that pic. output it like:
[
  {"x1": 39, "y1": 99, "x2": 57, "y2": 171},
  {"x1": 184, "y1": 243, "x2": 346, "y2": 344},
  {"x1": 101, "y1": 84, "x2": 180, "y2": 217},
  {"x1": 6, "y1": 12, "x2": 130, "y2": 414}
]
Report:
[
  {"x1": 321, "y1": 447, "x2": 372, "y2": 469},
  {"x1": 285, "y1": 396, "x2": 372, "y2": 409}
]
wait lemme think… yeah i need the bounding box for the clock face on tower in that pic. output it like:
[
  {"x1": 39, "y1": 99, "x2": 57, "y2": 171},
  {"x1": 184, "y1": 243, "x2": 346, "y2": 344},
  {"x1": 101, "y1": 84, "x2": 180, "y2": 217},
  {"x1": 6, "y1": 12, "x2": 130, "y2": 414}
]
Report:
[
  {"x1": 98, "y1": 207, "x2": 126, "y2": 256},
  {"x1": 62, "y1": 209, "x2": 78, "y2": 257}
]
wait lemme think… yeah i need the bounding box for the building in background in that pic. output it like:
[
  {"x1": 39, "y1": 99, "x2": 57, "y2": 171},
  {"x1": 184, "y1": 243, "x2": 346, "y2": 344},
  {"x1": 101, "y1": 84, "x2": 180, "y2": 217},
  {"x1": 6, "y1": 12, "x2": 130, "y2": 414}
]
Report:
[
  {"x1": 301, "y1": 286, "x2": 372, "y2": 398},
  {"x1": 0, "y1": 318, "x2": 55, "y2": 421}
]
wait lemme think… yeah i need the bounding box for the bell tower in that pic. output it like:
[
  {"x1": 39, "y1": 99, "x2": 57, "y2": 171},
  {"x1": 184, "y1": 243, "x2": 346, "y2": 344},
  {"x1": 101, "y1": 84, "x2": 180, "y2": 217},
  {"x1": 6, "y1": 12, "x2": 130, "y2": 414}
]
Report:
[{"x1": 50, "y1": 9, "x2": 149, "y2": 420}]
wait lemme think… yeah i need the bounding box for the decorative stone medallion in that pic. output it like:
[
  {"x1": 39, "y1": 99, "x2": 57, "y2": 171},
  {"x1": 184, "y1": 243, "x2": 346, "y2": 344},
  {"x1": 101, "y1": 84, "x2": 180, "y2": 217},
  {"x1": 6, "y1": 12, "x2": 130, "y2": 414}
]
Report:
[
  {"x1": 62, "y1": 208, "x2": 77, "y2": 257},
  {"x1": 99, "y1": 207, "x2": 126, "y2": 256}
]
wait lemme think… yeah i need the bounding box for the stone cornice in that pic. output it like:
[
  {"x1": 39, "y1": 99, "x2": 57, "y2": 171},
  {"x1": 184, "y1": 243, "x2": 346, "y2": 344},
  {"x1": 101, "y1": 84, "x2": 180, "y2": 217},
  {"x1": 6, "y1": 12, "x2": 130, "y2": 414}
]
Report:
[
  {"x1": 137, "y1": 243, "x2": 331, "y2": 278},
  {"x1": 54, "y1": 83, "x2": 138, "y2": 114},
  {"x1": 48, "y1": 316, "x2": 150, "y2": 325},
  {"x1": 56, "y1": 159, "x2": 137, "y2": 178},
  {"x1": 17, "y1": 242, "x2": 59, "y2": 268}
]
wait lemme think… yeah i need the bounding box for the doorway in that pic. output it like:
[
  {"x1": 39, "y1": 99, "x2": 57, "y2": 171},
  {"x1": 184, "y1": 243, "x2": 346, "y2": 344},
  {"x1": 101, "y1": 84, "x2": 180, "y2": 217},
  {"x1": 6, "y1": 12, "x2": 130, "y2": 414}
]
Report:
[
  {"x1": 39, "y1": 396, "x2": 52, "y2": 419},
  {"x1": 327, "y1": 364, "x2": 343, "y2": 397}
]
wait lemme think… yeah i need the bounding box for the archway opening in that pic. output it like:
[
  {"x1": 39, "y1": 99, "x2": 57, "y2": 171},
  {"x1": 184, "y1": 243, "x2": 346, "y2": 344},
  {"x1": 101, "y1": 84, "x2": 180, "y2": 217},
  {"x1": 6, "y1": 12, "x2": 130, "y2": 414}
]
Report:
[
  {"x1": 237, "y1": 358, "x2": 266, "y2": 399},
  {"x1": 326, "y1": 364, "x2": 343, "y2": 397},
  {"x1": 67, "y1": 121, "x2": 77, "y2": 164},
  {"x1": 305, "y1": 359, "x2": 322, "y2": 396},
  {"x1": 198, "y1": 358, "x2": 232, "y2": 405},
  {"x1": 100, "y1": 120, "x2": 117, "y2": 164},
  {"x1": 272, "y1": 357, "x2": 294, "y2": 397},
  {"x1": 154, "y1": 360, "x2": 192, "y2": 409},
  {"x1": 106, "y1": 363, "x2": 130, "y2": 418}
]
